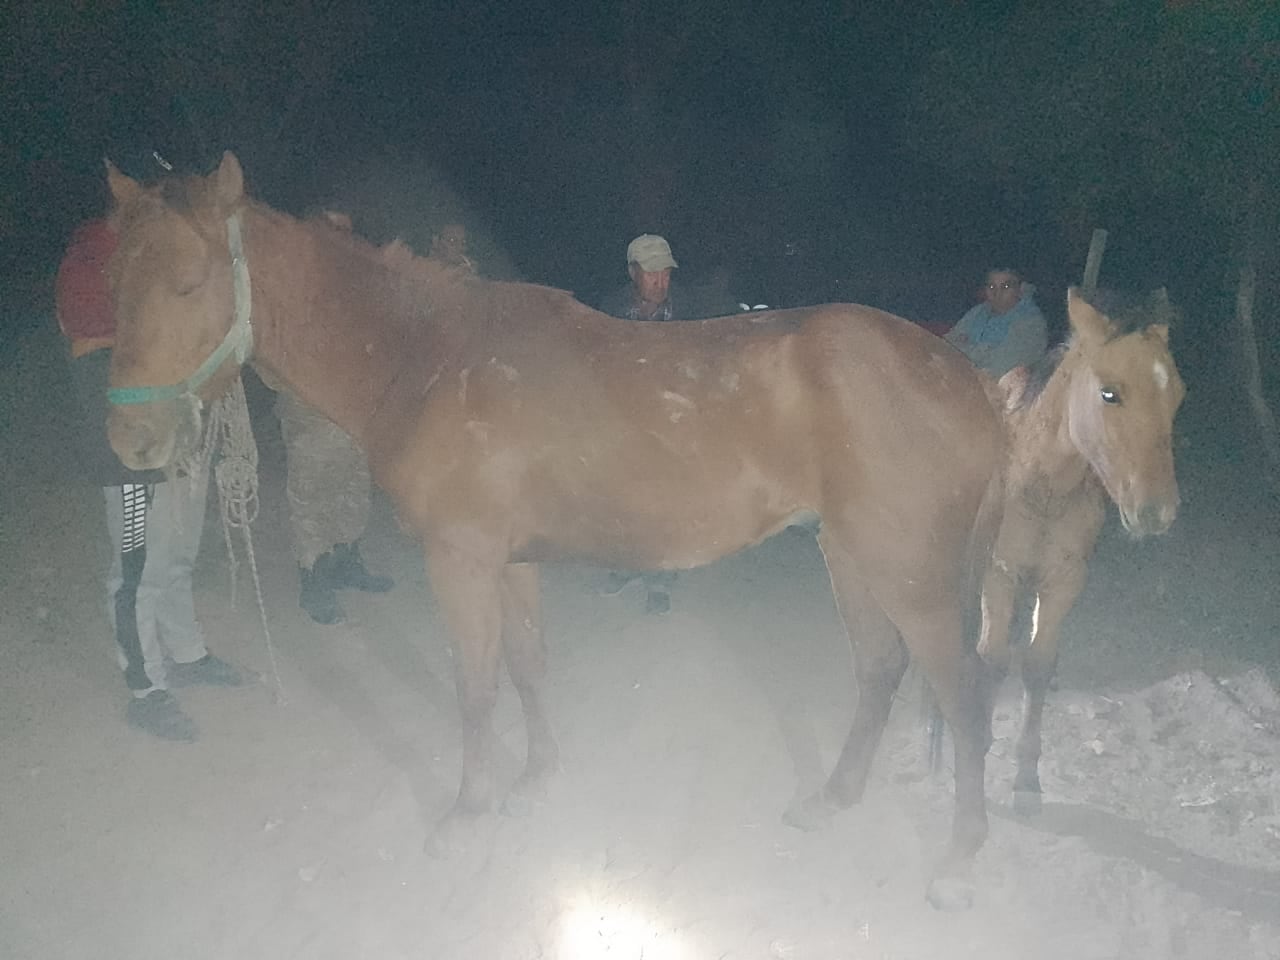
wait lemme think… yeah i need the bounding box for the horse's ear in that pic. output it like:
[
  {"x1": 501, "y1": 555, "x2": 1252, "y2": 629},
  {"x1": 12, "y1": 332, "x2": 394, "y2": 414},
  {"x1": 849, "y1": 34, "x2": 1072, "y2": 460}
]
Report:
[
  {"x1": 381, "y1": 238, "x2": 413, "y2": 267},
  {"x1": 322, "y1": 210, "x2": 353, "y2": 232},
  {"x1": 105, "y1": 158, "x2": 141, "y2": 207},
  {"x1": 212, "y1": 151, "x2": 245, "y2": 209},
  {"x1": 1066, "y1": 286, "x2": 1113, "y2": 346}
]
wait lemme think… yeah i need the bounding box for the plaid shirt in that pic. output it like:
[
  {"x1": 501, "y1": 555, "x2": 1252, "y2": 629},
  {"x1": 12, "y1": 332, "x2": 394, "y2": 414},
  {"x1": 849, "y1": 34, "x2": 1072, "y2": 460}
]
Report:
[{"x1": 599, "y1": 282, "x2": 679, "y2": 321}]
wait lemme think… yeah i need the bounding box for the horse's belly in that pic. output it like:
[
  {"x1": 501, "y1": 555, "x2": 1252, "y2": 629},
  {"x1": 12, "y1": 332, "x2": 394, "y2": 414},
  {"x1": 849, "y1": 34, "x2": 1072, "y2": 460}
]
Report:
[{"x1": 514, "y1": 458, "x2": 809, "y2": 569}]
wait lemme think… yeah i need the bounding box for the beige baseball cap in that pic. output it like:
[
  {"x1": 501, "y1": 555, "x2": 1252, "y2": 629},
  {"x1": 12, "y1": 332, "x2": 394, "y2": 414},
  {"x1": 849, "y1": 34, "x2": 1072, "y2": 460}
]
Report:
[{"x1": 626, "y1": 234, "x2": 678, "y2": 271}]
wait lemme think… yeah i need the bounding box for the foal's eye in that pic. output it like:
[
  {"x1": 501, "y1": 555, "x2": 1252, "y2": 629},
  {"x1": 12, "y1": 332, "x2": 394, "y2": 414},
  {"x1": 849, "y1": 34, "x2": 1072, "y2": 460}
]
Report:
[{"x1": 1100, "y1": 387, "x2": 1121, "y2": 405}]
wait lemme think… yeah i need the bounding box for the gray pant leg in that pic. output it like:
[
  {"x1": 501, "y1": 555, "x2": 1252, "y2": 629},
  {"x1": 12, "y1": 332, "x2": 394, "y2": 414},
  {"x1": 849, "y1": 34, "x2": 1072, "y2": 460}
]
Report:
[
  {"x1": 150, "y1": 469, "x2": 210, "y2": 665},
  {"x1": 104, "y1": 485, "x2": 166, "y2": 690}
]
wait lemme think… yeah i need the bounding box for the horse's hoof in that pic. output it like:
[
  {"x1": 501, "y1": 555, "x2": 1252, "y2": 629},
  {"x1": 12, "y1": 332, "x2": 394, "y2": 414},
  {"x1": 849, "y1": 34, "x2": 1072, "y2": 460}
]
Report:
[
  {"x1": 926, "y1": 873, "x2": 976, "y2": 911},
  {"x1": 423, "y1": 809, "x2": 486, "y2": 859},
  {"x1": 1012, "y1": 787, "x2": 1043, "y2": 817},
  {"x1": 782, "y1": 792, "x2": 837, "y2": 833},
  {"x1": 502, "y1": 772, "x2": 550, "y2": 818},
  {"x1": 501, "y1": 791, "x2": 533, "y2": 818}
]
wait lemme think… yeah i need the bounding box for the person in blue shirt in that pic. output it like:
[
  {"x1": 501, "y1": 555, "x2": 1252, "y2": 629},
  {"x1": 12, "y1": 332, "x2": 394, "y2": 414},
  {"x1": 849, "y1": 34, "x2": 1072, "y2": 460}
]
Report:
[{"x1": 946, "y1": 268, "x2": 1048, "y2": 379}]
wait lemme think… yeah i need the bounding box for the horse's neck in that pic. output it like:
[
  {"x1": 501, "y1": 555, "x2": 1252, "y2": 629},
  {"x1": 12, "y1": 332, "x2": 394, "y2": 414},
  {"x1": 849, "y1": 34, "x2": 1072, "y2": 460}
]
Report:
[
  {"x1": 243, "y1": 207, "x2": 410, "y2": 446},
  {"x1": 1008, "y1": 356, "x2": 1092, "y2": 498}
]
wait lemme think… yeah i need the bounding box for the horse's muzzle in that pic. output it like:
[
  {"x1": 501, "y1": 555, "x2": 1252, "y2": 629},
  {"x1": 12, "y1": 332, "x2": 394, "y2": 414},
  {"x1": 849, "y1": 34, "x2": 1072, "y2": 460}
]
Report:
[
  {"x1": 108, "y1": 408, "x2": 177, "y2": 470},
  {"x1": 1119, "y1": 495, "x2": 1179, "y2": 539},
  {"x1": 108, "y1": 395, "x2": 204, "y2": 472}
]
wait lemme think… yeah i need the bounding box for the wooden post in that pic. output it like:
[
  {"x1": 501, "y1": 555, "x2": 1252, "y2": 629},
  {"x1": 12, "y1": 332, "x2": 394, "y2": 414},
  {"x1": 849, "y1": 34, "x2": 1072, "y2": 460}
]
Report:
[
  {"x1": 1082, "y1": 228, "x2": 1108, "y2": 293},
  {"x1": 1235, "y1": 264, "x2": 1280, "y2": 493}
]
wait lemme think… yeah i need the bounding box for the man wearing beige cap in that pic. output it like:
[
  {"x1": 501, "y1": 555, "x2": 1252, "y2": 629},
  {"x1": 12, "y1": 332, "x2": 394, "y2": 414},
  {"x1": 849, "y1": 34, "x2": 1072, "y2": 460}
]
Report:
[
  {"x1": 599, "y1": 233, "x2": 684, "y2": 321},
  {"x1": 596, "y1": 234, "x2": 686, "y2": 613}
]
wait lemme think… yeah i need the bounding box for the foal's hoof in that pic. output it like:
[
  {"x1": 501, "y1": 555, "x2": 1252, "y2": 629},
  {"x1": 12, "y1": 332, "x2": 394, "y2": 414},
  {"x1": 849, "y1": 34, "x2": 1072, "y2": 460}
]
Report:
[
  {"x1": 926, "y1": 873, "x2": 976, "y2": 911},
  {"x1": 782, "y1": 791, "x2": 839, "y2": 833},
  {"x1": 424, "y1": 809, "x2": 489, "y2": 859},
  {"x1": 1012, "y1": 787, "x2": 1043, "y2": 818}
]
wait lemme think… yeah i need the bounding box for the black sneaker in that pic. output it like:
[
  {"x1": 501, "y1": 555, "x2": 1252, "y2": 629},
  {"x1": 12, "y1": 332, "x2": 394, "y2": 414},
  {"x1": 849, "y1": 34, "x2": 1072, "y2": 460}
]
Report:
[
  {"x1": 300, "y1": 562, "x2": 345, "y2": 624},
  {"x1": 600, "y1": 571, "x2": 639, "y2": 596},
  {"x1": 328, "y1": 542, "x2": 395, "y2": 593},
  {"x1": 644, "y1": 588, "x2": 671, "y2": 615},
  {"x1": 127, "y1": 690, "x2": 197, "y2": 742},
  {"x1": 168, "y1": 654, "x2": 244, "y2": 688}
]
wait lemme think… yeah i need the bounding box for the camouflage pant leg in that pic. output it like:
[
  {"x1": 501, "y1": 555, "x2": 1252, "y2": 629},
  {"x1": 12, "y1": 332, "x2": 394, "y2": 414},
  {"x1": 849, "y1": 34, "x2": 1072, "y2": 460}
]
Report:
[{"x1": 276, "y1": 392, "x2": 371, "y2": 569}]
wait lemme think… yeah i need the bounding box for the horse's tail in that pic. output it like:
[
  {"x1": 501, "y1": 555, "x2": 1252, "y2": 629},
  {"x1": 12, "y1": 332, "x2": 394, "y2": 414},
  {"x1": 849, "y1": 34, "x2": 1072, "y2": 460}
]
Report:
[{"x1": 926, "y1": 451, "x2": 1006, "y2": 772}]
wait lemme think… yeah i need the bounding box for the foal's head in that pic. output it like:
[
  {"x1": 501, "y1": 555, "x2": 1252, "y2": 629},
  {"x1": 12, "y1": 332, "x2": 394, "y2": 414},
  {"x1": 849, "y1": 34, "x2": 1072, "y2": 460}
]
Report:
[
  {"x1": 105, "y1": 152, "x2": 248, "y2": 470},
  {"x1": 1064, "y1": 287, "x2": 1185, "y2": 536}
]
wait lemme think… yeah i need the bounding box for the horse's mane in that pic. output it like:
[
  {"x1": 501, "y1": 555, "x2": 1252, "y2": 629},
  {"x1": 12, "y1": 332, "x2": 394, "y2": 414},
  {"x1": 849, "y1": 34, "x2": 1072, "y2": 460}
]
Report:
[{"x1": 1082, "y1": 287, "x2": 1179, "y2": 340}]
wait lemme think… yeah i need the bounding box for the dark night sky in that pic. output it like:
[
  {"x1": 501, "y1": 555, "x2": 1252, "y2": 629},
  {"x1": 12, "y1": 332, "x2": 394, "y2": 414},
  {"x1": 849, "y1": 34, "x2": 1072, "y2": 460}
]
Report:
[{"x1": 3, "y1": 1, "x2": 1278, "y2": 392}]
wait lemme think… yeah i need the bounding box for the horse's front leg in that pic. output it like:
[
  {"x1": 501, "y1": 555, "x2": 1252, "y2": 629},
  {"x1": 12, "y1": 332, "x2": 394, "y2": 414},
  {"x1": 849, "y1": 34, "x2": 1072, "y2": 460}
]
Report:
[
  {"x1": 499, "y1": 561, "x2": 560, "y2": 814},
  {"x1": 423, "y1": 539, "x2": 505, "y2": 855}
]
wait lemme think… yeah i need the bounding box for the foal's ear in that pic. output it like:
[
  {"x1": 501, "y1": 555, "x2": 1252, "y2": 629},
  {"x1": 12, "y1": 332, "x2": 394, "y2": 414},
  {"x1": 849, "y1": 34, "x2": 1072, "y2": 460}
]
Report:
[
  {"x1": 1066, "y1": 286, "x2": 1113, "y2": 346},
  {"x1": 1147, "y1": 287, "x2": 1177, "y2": 330},
  {"x1": 212, "y1": 151, "x2": 245, "y2": 209},
  {"x1": 105, "y1": 158, "x2": 141, "y2": 207}
]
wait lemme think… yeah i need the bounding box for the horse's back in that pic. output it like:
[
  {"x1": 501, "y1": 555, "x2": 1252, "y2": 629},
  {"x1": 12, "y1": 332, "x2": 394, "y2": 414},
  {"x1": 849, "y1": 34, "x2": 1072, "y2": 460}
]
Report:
[{"x1": 384, "y1": 294, "x2": 1002, "y2": 574}]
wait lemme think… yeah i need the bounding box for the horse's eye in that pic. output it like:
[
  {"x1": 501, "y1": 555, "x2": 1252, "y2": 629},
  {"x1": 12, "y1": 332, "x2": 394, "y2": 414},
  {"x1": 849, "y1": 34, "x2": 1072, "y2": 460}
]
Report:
[{"x1": 1100, "y1": 387, "x2": 1121, "y2": 405}]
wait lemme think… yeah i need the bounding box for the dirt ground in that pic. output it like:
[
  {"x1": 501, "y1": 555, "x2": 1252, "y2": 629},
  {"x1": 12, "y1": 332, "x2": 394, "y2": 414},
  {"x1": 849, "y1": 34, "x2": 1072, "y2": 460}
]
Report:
[{"x1": 3, "y1": 324, "x2": 1279, "y2": 960}]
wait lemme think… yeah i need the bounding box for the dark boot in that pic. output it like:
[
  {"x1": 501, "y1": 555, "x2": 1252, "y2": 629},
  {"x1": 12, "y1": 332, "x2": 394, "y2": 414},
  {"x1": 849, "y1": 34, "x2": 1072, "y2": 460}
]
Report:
[
  {"x1": 300, "y1": 557, "x2": 345, "y2": 625},
  {"x1": 127, "y1": 690, "x2": 197, "y2": 742},
  {"x1": 329, "y1": 541, "x2": 394, "y2": 593}
]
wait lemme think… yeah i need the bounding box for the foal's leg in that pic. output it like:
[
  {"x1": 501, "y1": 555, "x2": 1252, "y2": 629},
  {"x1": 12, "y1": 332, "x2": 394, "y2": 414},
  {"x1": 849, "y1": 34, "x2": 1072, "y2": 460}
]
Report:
[
  {"x1": 1014, "y1": 498, "x2": 1104, "y2": 815},
  {"x1": 423, "y1": 541, "x2": 505, "y2": 854},
  {"x1": 499, "y1": 561, "x2": 560, "y2": 813},
  {"x1": 975, "y1": 552, "x2": 1018, "y2": 678},
  {"x1": 784, "y1": 534, "x2": 908, "y2": 831},
  {"x1": 1012, "y1": 560, "x2": 1087, "y2": 815}
]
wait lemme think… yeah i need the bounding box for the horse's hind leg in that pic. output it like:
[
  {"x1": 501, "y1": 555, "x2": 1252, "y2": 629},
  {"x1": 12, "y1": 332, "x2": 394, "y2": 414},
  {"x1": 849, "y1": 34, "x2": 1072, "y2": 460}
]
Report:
[
  {"x1": 499, "y1": 561, "x2": 560, "y2": 814},
  {"x1": 784, "y1": 535, "x2": 909, "y2": 831},
  {"x1": 423, "y1": 542, "x2": 504, "y2": 855},
  {"x1": 892, "y1": 594, "x2": 995, "y2": 910}
]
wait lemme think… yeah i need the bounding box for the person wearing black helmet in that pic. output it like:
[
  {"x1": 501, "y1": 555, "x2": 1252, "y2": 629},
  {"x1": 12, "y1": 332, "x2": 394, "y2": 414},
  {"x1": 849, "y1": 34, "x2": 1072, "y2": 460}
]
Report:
[{"x1": 56, "y1": 152, "x2": 244, "y2": 741}]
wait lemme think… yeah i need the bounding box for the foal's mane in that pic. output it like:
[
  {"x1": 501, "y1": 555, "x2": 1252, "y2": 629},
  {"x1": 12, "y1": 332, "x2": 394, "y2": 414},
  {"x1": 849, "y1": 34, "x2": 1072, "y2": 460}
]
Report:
[
  {"x1": 1014, "y1": 343, "x2": 1068, "y2": 412},
  {"x1": 1010, "y1": 288, "x2": 1177, "y2": 414}
]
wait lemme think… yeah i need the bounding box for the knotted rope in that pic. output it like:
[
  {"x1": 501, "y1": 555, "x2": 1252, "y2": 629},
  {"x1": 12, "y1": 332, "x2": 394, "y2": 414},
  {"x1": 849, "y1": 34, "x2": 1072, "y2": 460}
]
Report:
[{"x1": 170, "y1": 378, "x2": 285, "y2": 702}]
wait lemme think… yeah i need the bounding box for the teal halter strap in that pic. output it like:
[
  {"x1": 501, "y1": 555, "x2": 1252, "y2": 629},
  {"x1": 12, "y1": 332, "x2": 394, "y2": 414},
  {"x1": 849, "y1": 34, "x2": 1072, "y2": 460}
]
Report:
[{"x1": 108, "y1": 212, "x2": 254, "y2": 406}]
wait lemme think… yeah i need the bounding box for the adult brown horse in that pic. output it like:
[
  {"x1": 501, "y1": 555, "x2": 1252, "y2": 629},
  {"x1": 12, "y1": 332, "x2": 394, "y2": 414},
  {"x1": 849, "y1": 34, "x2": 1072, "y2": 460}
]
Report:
[
  {"x1": 103, "y1": 152, "x2": 1006, "y2": 908},
  {"x1": 976, "y1": 288, "x2": 1184, "y2": 814}
]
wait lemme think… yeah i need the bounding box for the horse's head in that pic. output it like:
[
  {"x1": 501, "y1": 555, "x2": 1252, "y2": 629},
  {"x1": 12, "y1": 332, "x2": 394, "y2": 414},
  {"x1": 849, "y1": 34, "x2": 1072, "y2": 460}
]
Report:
[
  {"x1": 1064, "y1": 287, "x2": 1185, "y2": 537},
  {"x1": 105, "y1": 151, "x2": 250, "y2": 470}
]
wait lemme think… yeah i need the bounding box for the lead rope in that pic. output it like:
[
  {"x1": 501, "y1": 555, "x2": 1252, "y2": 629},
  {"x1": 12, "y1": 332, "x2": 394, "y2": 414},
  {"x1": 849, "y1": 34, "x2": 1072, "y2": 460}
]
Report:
[
  {"x1": 213, "y1": 378, "x2": 285, "y2": 702},
  {"x1": 171, "y1": 378, "x2": 285, "y2": 703}
]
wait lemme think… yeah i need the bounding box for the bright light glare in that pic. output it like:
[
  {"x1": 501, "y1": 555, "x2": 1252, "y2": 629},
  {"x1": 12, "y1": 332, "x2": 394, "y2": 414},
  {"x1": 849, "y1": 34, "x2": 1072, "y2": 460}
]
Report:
[{"x1": 557, "y1": 893, "x2": 691, "y2": 960}]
